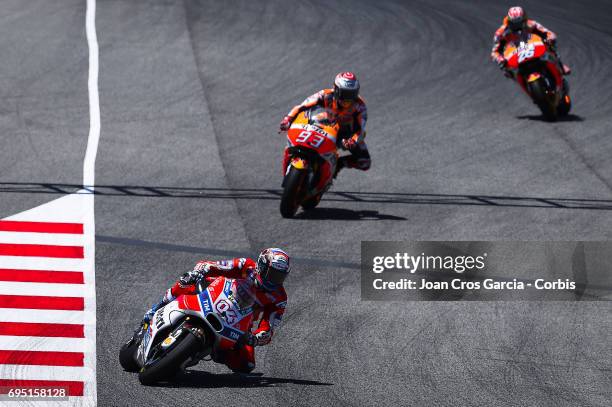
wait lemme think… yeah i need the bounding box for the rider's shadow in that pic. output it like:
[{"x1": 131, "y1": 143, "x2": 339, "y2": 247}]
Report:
[
  {"x1": 516, "y1": 113, "x2": 584, "y2": 122},
  {"x1": 295, "y1": 208, "x2": 406, "y2": 221},
  {"x1": 156, "y1": 370, "x2": 333, "y2": 389}
]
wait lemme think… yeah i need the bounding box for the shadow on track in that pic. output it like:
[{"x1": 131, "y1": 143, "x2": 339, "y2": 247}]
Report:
[
  {"x1": 153, "y1": 370, "x2": 333, "y2": 389},
  {"x1": 2, "y1": 182, "x2": 612, "y2": 210},
  {"x1": 516, "y1": 114, "x2": 585, "y2": 122},
  {"x1": 295, "y1": 208, "x2": 406, "y2": 221}
]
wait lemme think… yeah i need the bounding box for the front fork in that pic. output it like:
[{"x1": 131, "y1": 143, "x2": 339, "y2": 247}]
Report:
[{"x1": 281, "y1": 155, "x2": 309, "y2": 188}]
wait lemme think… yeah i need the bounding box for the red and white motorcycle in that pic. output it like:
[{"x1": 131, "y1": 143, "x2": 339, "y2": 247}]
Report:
[{"x1": 119, "y1": 276, "x2": 255, "y2": 385}]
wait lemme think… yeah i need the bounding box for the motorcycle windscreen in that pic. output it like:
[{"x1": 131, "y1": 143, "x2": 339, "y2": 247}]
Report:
[
  {"x1": 232, "y1": 279, "x2": 256, "y2": 310},
  {"x1": 308, "y1": 106, "x2": 337, "y2": 127}
]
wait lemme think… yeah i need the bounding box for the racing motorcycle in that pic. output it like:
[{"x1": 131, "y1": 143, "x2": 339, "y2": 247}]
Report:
[
  {"x1": 280, "y1": 106, "x2": 340, "y2": 218},
  {"x1": 504, "y1": 32, "x2": 571, "y2": 121},
  {"x1": 119, "y1": 276, "x2": 255, "y2": 385}
]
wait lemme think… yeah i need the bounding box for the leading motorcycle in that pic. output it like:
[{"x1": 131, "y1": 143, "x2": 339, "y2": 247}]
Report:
[
  {"x1": 119, "y1": 276, "x2": 255, "y2": 385},
  {"x1": 504, "y1": 32, "x2": 571, "y2": 121}
]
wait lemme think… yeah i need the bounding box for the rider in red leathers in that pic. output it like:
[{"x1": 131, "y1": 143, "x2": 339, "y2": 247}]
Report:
[
  {"x1": 491, "y1": 6, "x2": 571, "y2": 78},
  {"x1": 143, "y1": 248, "x2": 290, "y2": 373},
  {"x1": 280, "y1": 72, "x2": 371, "y2": 175}
]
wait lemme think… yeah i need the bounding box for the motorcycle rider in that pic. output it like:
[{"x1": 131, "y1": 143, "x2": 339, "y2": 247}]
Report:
[
  {"x1": 491, "y1": 6, "x2": 571, "y2": 78},
  {"x1": 279, "y1": 72, "x2": 370, "y2": 175},
  {"x1": 142, "y1": 248, "x2": 290, "y2": 374}
]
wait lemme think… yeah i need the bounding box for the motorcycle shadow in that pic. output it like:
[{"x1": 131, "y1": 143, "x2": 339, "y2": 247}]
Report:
[
  {"x1": 155, "y1": 370, "x2": 333, "y2": 389},
  {"x1": 516, "y1": 113, "x2": 584, "y2": 122},
  {"x1": 295, "y1": 207, "x2": 406, "y2": 221}
]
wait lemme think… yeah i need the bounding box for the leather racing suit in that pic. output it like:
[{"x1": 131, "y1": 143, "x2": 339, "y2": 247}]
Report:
[
  {"x1": 491, "y1": 18, "x2": 570, "y2": 76},
  {"x1": 283, "y1": 89, "x2": 371, "y2": 172}
]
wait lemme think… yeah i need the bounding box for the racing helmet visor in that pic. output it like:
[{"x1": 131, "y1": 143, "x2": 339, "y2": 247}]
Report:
[
  {"x1": 335, "y1": 87, "x2": 359, "y2": 102},
  {"x1": 257, "y1": 256, "x2": 288, "y2": 286},
  {"x1": 508, "y1": 19, "x2": 524, "y2": 31}
]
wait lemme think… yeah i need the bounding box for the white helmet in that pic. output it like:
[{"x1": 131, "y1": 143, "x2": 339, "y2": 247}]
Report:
[{"x1": 334, "y1": 72, "x2": 360, "y2": 103}]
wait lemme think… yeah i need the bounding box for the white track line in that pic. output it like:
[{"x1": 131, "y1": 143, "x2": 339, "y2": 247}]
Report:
[
  {"x1": 84, "y1": 1, "x2": 99, "y2": 405},
  {"x1": 0, "y1": 282, "x2": 94, "y2": 298},
  {"x1": 0, "y1": 365, "x2": 95, "y2": 382},
  {"x1": 0, "y1": 1, "x2": 100, "y2": 406},
  {"x1": 84, "y1": 0, "x2": 100, "y2": 191},
  {"x1": 0, "y1": 309, "x2": 94, "y2": 324},
  {"x1": 0, "y1": 336, "x2": 90, "y2": 353},
  {"x1": 0, "y1": 231, "x2": 84, "y2": 246},
  {"x1": 0, "y1": 257, "x2": 85, "y2": 272}
]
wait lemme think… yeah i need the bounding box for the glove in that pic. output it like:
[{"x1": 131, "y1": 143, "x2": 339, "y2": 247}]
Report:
[
  {"x1": 253, "y1": 330, "x2": 271, "y2": 346},
  {"x1": 179, "y1": 269, "x2": 203, "y2": 286},
  {"x1": 193, "y1": 261, "x2": 211, "y2": 273},
  {"x1": 342, "y1": 138, "x2": 357, "y2": 151},
  {"x1": 544, "y1": 38, "x2": 556, "y2": 50},
  {"x1": 279, "y1": 116, "x2": 292, "y2": 132}
]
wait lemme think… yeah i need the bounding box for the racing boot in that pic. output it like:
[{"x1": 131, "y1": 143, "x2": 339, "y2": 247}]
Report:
[
  {"x1": 225, "y1": 347, "x2": 255, "y2": 374},
  {"x1": 548, "y1": 45, "x2": 571, "y2": 75},
  {"x1": 142, "y1": 300, "x2": 164, "y2": 324},
  {"x1": 211, "y1": 349, "x2": 227, "y2": 365},
  {"x1": 142, "y1": 289, "x2": 175, "y2": 324},
  {"x1": 131, "y1": 322, "x2": 147, "y2": 343},
  {"x1": 561, "y1": 63, "x2": 571, "y2": 75},
  {"x1": 555, "y1": 52, "x2": 571, "y2": 75},
  {"x1": 334, "y1": 156, "x2": 348, "y2": 179}
]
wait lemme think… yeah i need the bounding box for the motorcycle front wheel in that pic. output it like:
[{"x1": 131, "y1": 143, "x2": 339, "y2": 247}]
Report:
[
  {"x1": 119, "y1": 336, "x2": 141, "y2": 372},
  {"x1": 280, "y1": 166, "x2": 306, "y2": 218},
  {"x1": 138, "y1": 330, "x2": 203, "y2": 385}
]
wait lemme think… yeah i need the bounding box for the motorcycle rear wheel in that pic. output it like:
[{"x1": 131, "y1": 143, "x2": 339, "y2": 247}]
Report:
[
  {"x1": 280, "y1": 167, "x2": 306, "y2": 218},
  {"x1": 138, "y1": 330, "x2": 203, "y2": 385}
]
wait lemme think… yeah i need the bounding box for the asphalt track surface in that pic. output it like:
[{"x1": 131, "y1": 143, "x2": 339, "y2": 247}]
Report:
[{"x1": 1, "y1": 1, "x2": 612, "y2": 406}]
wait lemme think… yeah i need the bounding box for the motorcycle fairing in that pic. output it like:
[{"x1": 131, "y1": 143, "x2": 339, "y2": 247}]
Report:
[
  {"x1": 138, "y1": 300, "x2": 192, "y2": 363},
  {"x1": 198, "y1": 278, "x2": 255, "y2": 348}
]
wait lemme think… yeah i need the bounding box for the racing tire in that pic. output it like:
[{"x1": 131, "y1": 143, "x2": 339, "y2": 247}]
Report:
[
  {"x1": 280, "y1": 167, "x2": 306, "y2": 218},
  {"x1": 530, "y1": 79, "x2": 557, "y2": 122},
  {"x1": 301, "y1": 193, "x2": 322, "y2": 210},
  {"x1": 138, "y1": 330, "x2": 202, "y2": 385},
  {"x1": 119, "y1": 336, "x2": 141, "y2": 373}
]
